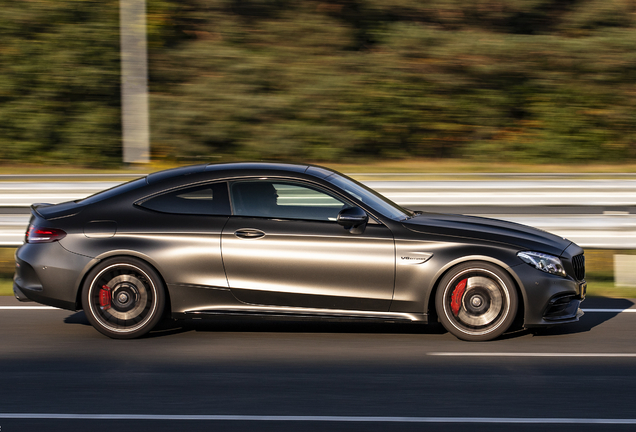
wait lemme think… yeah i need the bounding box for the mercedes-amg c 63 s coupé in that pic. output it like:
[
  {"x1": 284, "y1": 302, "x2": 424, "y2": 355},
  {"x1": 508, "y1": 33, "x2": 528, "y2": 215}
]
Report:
[{"x1": 13, "y1": 163, "x2": 586, "y2": 340}]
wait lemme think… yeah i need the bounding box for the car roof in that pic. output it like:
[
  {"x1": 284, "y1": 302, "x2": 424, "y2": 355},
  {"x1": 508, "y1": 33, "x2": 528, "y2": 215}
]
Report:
[{"x1": 146, "y1": 162, "x2": 334, "y2": 185}]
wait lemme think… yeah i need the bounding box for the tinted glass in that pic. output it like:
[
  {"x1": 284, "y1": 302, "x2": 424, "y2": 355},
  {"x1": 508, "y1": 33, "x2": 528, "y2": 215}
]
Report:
[
  {"x1": 230, "y1": 180, "x2": 348, "y2": 221},
  {"x1": 325, "y1": 174, "x2": 413, "y2": 221},
  {"x1": 139, "y1": 182, "x2": 230, "y2": 215}
]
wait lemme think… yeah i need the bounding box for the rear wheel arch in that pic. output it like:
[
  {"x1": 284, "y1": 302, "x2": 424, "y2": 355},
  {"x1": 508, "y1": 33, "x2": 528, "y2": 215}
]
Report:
[
  {"x1": 75, "y1": 252, "x2": 170, "y2": 309},
  {"x1": 80, "y1": 255, "x2": 169, "y2": 338},
  {"x1": 76, "y1": 254, "x2": 172, "y2": 325}
]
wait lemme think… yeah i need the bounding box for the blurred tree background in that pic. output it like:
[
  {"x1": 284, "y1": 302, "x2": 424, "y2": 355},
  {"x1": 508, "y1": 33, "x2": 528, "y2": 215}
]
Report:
[{"x1": 1, "y1": 0, "x2": 636, "y2": 166}]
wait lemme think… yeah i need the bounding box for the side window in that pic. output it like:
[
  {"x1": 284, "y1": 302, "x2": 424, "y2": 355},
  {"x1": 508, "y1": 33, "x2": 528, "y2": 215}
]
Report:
[
  {"x1": 230, "y1": 180, "x2": 349, "y2": 221},
  {"x1": 138, "y1": 182, "x2": 230, "y2": 216}
]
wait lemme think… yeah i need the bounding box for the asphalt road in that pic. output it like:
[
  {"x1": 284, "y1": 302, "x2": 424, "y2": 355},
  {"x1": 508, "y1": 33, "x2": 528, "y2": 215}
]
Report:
[{"x1": 1, "y1": 296, "x2": 636, "y2": 431}]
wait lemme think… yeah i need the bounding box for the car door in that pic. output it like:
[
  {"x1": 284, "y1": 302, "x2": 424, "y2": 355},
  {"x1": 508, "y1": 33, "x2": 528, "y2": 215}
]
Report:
[{"x1": 221, "y1": 179, "x2": 396, "y2": 311}]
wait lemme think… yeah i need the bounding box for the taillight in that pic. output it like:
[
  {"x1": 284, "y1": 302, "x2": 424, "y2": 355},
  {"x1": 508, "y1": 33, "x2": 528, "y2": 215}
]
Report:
[{"x1": 26, "y1": 224, "x2": 67, "y2": 243}]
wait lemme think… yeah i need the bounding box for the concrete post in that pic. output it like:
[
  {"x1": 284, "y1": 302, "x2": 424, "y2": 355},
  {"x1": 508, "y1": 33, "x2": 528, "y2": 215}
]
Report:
[{"x1": 120, "y1": 0, "x2": 150, "y2": 164}]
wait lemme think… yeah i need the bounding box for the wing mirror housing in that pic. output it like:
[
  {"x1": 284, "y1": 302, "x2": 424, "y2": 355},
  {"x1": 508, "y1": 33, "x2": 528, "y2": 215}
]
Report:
[{"x1": 337, "y1": 207, "x2": 369, "y2": 234}]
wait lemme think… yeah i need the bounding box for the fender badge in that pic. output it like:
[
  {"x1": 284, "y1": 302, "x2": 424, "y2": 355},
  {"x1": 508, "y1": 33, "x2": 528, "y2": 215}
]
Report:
[{"x1": 399, "y1": 253, "x2": 433, "y2": 265}]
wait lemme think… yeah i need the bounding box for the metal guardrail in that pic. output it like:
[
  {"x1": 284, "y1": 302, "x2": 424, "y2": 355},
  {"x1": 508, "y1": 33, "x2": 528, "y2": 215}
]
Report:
[
  {"x1": 1, "y1": 178, "x2": 635, "y2": 248},
  {"x1": 4, "y1": 213, "x2": 635, "y2": 249},
  {"x1": 2, "y1": 179, "x2": 636, "y2": 207}
]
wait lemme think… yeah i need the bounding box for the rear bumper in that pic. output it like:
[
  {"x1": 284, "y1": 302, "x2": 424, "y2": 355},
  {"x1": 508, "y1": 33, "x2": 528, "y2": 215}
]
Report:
[
  {"x1": 12, "y1": 281, "x2": 32, "y2": 302},
  {"x1": 13, "y1": 275, "x2": 77, "y2": 310},
  {"x1": 14, "y1": 242, "x2": 94, "y2": 311}
]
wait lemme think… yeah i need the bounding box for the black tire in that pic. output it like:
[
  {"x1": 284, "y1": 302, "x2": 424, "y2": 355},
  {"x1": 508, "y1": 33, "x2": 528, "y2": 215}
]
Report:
[
  {"x1": 82, "y1": 257, "x2": 165, "y2": 339},
  {"x1": 435, "y1": 261, "x2": 518, "y2": 342}
]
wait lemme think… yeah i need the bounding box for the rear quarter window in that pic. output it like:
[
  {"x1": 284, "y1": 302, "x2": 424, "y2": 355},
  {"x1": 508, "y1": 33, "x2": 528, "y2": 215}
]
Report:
[{"x1": 137, "y1": 182, "x2": 230, "y2": 216}]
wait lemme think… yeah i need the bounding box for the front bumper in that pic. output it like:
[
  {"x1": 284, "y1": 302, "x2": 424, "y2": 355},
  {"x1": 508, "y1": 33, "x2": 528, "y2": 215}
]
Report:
[
  {"x1": 511, "y1": 263, "x2": 586, "y2": 328},
  {"x1": 542, "y1": 282, "x2": 586, "y2": 322}
]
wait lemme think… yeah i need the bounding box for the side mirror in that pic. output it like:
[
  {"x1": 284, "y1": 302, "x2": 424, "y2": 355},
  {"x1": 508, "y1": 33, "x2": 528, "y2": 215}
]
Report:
[{"x1": 337, "y1": 207, "x2": 368, "y2": 234}]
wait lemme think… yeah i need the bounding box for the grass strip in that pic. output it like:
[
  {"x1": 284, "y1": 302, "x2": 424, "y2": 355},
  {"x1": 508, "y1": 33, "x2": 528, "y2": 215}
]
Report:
[
  {"x1": 0, "y1": 278, "x2": 13, "y2": 296},
  {"x1": 3, "y1": 161, "x2": 636, "y2": 176}
]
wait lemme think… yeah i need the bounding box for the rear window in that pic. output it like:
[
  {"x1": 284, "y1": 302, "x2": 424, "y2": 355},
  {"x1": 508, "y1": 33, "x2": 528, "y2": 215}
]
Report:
[{"x1": 138, "y1": 182, "x2": 230, "y2": 216}]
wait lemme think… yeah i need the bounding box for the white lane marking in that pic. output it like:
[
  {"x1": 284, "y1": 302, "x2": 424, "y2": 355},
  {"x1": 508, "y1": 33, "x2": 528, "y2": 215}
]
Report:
[
  {"x1": 583, "y1": 308, "x2": 636, "y2": 313},
  {"x1": 0, "y1": 306, "x2": 59, "y2": 310},
  {"x1": 0, "y1": 414, "x2": 635, "y2": 424},
  {"x1": 429, "y1": 353, "x2": 636, "y2": 357}
]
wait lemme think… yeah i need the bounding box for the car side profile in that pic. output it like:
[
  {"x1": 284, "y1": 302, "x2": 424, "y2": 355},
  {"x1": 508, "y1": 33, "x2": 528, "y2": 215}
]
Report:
[{"x1": 13, "y1": 163, "x2": 586, "y2": 341}]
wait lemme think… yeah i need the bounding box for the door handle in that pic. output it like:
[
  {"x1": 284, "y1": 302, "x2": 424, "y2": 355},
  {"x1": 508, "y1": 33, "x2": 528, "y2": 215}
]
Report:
[{"x1": 234, "y1": 229, "x2": 265, "y2": 239}]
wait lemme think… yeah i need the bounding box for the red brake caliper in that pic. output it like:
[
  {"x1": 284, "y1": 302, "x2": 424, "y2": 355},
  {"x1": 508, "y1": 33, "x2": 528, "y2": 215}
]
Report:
[
  {"x1": 99, "y1": 285, "x2": 112, "y2": 310},
  {"x1": 451, "y1": 279, "x2": 467, "y2": 316}
]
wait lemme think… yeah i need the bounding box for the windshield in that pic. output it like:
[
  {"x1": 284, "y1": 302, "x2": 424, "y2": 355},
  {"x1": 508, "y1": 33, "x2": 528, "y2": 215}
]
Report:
[{"x1": 324, "y1": 173, "x2": 414, "y2": 221}]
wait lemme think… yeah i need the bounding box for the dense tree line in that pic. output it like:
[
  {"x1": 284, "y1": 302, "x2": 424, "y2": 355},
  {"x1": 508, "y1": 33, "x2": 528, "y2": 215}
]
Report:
[{"x1": 1, "y1": 0, "x2": 635, "y2": 166}]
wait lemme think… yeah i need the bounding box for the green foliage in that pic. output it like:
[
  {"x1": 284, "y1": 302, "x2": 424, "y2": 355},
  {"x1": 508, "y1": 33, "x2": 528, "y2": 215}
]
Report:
[
  {"x1": 1, "y1": 0, "x2": 636, "y2": 165},
  {"x1": 0, "y1": 0, "x2": 175, "y2": 167},
  {"x1": 0, "y1": 0, "x2": 121, "y2": 165},
  {"x1": 151, "y1": 0, "x2": 636, "y2": 164}
]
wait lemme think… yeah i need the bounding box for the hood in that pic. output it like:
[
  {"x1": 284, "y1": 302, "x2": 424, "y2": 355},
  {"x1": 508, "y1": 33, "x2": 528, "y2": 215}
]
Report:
[{"x1": 403, "y1": 213, "x2": 572, "y2": 256}]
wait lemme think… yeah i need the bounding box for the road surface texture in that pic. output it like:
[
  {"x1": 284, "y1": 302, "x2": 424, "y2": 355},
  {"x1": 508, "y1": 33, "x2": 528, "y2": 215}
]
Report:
[{"x1": 1, "y1": 296, "x2": 635, "y2": 431}]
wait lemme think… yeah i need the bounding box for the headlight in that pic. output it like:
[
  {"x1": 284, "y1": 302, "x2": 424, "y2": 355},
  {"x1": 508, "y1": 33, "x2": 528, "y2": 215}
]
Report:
[{"x1": 517, "y1": 251, "x2": 567, "y2": 277}]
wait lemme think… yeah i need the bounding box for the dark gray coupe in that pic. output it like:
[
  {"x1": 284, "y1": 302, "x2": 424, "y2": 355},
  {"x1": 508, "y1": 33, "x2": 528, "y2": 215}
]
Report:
[{"x1": 13, "y1": 163, "x2": 586, "y2": 340}]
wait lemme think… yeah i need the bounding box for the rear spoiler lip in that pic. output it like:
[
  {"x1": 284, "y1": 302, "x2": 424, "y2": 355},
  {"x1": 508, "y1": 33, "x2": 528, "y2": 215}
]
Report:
[
  {"x1": 31, "y1": 203, "x2": 55, "y2": 218},
  {"x1": 31, "y1": 202, "x2": 82, "y2": 221}
]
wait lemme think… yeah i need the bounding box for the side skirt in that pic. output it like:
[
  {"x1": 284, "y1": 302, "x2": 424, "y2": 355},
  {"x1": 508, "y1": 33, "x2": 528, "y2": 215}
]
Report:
[{"x1": 174, "y1": 305, "x2": 428, "y2": 323}]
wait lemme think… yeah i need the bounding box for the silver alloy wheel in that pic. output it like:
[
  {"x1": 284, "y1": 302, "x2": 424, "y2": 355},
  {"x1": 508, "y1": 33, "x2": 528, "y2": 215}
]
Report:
[
  {"x1": 444, "y1": 269, "x2": 508, "y2": 335},
  {"x1": 82, "y1": 258, "x2": 165, "y2": 338},
  {"x1": 436, "y1": 262, "x2": 518, "y2": 341}
]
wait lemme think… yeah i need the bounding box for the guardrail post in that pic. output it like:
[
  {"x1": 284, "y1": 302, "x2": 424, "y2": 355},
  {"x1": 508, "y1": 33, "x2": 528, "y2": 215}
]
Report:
[{"x1": 614, "y1": 255, "x2": 636, "y2": 287}]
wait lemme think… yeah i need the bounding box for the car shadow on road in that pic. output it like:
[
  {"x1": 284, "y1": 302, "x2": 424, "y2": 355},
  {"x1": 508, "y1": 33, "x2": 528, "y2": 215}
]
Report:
[
  {"x1": 511, "y1": 297, "x2": 635, "y2": 338},
  {"x1": 62, "y1": 311, "x2": 210, "y2": 338},
  {"x1": 148, "y1": 318, "x2": 449, "y2": 338},
  {"x1": 63, "y1": 310, "x2": 449, "y2": 338},
  {"x1": 64, "y1": 310, "x2": 89, "y2": 325}
]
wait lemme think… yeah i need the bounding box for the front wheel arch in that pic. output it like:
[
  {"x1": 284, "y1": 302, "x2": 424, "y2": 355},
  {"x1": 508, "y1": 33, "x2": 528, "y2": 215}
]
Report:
[
  {"x1": 427, "y1": 258, "x2": 524, "y2": 324},
  {"x1": 433, "y1": 261, "x2": 520, "y2": 341}
]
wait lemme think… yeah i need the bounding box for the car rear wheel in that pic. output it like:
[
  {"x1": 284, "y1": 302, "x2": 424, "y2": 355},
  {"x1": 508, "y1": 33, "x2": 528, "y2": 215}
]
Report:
[
  {"x1": 82, "y1": 257, "x2": 165, "y2": 339},
  {"x1": 435, "y1": 262, "x2": 518, "y2": 341}
]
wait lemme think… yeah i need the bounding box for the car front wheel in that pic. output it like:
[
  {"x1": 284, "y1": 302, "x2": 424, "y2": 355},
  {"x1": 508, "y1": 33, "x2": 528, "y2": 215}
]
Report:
[
  {"x1": 436, "y1": 262, "x2": 518, "y2": 341},
  {"x1": 82, "y1": 257, "x2": 165, "y2": 339}
]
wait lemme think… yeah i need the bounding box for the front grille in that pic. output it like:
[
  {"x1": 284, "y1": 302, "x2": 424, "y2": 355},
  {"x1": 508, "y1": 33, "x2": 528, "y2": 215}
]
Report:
[{"x1": 572, "y1": 254, "x2": 585, "y2": 281}]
